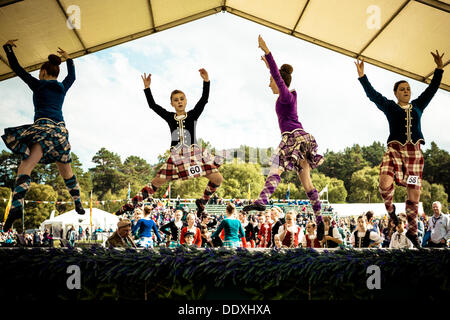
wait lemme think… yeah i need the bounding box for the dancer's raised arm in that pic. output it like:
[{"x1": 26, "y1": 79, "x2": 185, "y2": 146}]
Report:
[
  {"x1": 258, "y1": 35, "x2": 291, "y2": 102},
  {"x1": 356, "y1": 57, "x2": 389, "y2": 112},
  {"x1": 3, "y1": 39, "x2": 40, "y2": 90},
  {"x1": 58, "y1": 47, "x2": 76, "y2": 92},
  {"x1": 142, "y1": 72, "x2": 171, "y2": 119},
  {"x1": 414, "y1": 50, "x2": 444, "y2": 111},
  {"x1": 190, "y1": 68, "x2": 210, "y2": 120}
]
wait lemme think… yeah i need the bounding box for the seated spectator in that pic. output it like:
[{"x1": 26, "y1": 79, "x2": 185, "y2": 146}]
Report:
[
  {"x1": 105, "y1": 218, "x2": 137, "y2": 249},
  {"x1": 389, "y1": 217, "x2": 414, "y2": 249}
]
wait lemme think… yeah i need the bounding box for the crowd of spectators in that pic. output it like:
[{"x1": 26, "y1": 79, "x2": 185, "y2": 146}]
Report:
[{"x1": 109, "y1": 199, "x2": 449, "y2": 249}]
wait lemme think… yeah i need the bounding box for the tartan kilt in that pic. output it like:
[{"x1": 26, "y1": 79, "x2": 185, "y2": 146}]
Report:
[
  {"x1": 169, "y1": 240, "x2": 181, "y2": 248},
  {"x1": 222, "y1": 240, "x2": 242, "y2": 248},
  {"x1": 271, "y1": 129, "x2": 324, "y2": 173},
  {"x1": 1, "y1": 118, "x2": 72, "y2": 164},
  {"x1": 156, "y1": 144, "x2": 222, "y2": 181},
  {"x1": 380, "y1": 142, "x2": 423, "y2": 190}
]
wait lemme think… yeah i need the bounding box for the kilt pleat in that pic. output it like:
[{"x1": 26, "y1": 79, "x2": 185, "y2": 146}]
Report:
[
  {"x1": 2, "y1": 118, "x2": 72, "y2": 164},
  {"x1": 271, "y1": 129, "x2": 323, "y2": 172},
  {"x1": 156, "y1": 145, "x2": 222, "y2": 181}
]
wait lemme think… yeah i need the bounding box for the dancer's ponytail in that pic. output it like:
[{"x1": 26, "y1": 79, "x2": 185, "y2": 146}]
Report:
[{"x1": 41, "y1": 54, "x2": 61, "y2": 77}]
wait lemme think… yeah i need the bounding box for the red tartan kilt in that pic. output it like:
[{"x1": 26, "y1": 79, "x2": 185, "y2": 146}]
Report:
[
  {"x1": 379, "y1": 142, "x2": 424, "y2": 190},
  {"x1": 156, "y1": 145, "x2": 222, "y2": 181}
]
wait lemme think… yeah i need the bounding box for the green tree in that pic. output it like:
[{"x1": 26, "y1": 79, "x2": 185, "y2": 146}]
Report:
[
  {"x1": 361, "y1": 141, "x2": 386, "y2": 167},
  {"x1": 90, "y1": 148, "x2": 127, "y2": 199},
  {"x1": 423, "y1": 141, "x2": 450, "y2": 195},
  {"x1": 318, "y1": 145, "x2": 370, "y2": 196},
  {"x1": 219, "y1": 162, "x2": 265, "y2": 199},
  {"x1": 421, "y1": 182, "x2": 448, "y2": 215},
  {"x1": 348, "y1": 166, "x2": 382, "y2": 203},
  {"x1": 0, "y1": 150, "x2": 21, "y2": 188}
]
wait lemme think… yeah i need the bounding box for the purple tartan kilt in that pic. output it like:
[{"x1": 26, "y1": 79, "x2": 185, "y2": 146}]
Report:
[
  {"x1": 1, "y1": 118, "x2": 72, "y2": 164},
  {"x1": 156, "y1": 145, "x2": 223, "y2": 181},
  {"x1": 271, "y1": 129, "x2": 323, "y2": 172}
]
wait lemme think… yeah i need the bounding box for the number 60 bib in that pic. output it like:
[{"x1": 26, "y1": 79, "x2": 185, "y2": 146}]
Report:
[{"x1": 188, "y1": 165, "x2": 202, "y2": 176}]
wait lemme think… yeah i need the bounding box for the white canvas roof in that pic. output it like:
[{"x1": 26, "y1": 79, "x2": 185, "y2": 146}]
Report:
[
  {"x1": 331, "y1": 202, "x2": 424, "y2": 217},
  {"x1": 40, "y1": 207, "x2": 119, "y2": 230},
  {"x1": 0, "y1": 0, "x2": 449, "y2": 90}
]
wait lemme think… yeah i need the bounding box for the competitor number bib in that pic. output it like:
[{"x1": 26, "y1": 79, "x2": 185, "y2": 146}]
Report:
[
  {"x1": 406, "y1": 175, "x2": 420, "y2": 186},
  {"x1": 188, "y1": 165, "x2": 202, "y2": 176}
]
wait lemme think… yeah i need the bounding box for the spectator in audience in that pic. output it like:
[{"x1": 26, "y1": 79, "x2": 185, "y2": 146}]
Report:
[
  {"x1": 320, "y1": 216, "x2": 343, "y2": 248},
  {"x1": 278, "y1": 211, "x2": 303, "y2": 248},
  {"x1": 425, "y1": 201, "x2": 449, "y2": 248},
  {"x1": 273, "y1": 234, "x2": 287, "y2": 249},
  {"x1": 389, "y1": 216, "x2": 414, "y2": 249},
  {"x1": 269, "y1": 206, "x2": 284, "y2": 247},
  {"x1": 182, "y1": 231, "x2": 196, "y2": 248},
  {"x1": 210, "y1": 203, "x2": 245, "y2": 248},
  {"x1": 180, "y1": 213, "x2": 202, "y2": 247},
  {"x1": 160, "y1": 209, "x2": 185, "y2": 248},
  {"x1": 258, "y1": 211, "x2": 271, "y2": 248},
  {"x1": 381, "y1": 219, "x2": 396, "y2": 248},
  {"x1": 301, "y1": 221, "x2": 321, "y2": 248},
  {"x1": 105, "y1": 218, "x2": 137, "y2": 249},
  {"x1": 351, "y1": 215, "x2": 382, "y2": 248},
  {"x1": 132, "y1": 205, "x2": 162, "y2": 248}
]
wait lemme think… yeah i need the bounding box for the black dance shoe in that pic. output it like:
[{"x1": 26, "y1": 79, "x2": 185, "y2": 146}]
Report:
[
  {"x1": 243, "y1": 202, "x2": 266, "y2": 212},
  {"x1": 388, "y1": 204, "x2": 398, "y2": 226},
  {"x1": 75, "y1": 202, "x2": 85, "y2": 215},
  {"x1": 2, "y1": 207, "x2": 23, "y2": 232},
  {"x1": 406, "y1": 231, "x2": 421, "y2": 249},
  {"x1": 196, "y1": 198, "x2": 206, "y2": 212}
]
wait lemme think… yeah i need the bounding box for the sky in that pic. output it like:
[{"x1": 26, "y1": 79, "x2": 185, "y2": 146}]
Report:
[{"x1": 0, "y1": 13, "x2": 449, "y2": 171}]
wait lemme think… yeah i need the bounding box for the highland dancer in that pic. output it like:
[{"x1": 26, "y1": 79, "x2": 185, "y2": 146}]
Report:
[
  {"x1": 1, "y1": 40, "x2": 85, "y2": 232},
  {"x1": 243, "y1": 36, "x2": 325, "y2": 240},
  {"x1": 355, "y1": 50, "x2": 444, "y2": 248},
  {"x1": 115, "y1": 69, "x2": 223, "y2": 216}
]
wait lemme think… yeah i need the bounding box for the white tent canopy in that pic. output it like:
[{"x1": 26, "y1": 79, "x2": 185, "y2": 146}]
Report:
[
  {"x1": 1, "y1": 0, "x2": 449, "y2": 90},
  {"x1": 39, "y1": 207, "x2": 119, "y2": 237},
  {"x1": 331, "y1": 202, "x2": 424, "y2": 217}
]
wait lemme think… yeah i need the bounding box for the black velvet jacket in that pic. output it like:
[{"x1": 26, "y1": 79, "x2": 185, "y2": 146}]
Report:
[
  {"x1": 358, "y1": 69, "x2": 443, "y2": 145},
  {"x1": 144, "y1": 81, "x2": 210, "y2": 149}
]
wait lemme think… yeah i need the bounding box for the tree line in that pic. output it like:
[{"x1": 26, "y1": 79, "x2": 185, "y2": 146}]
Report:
[{"x1": 0, "y1": 141, "x2": 448, "y2": 230}]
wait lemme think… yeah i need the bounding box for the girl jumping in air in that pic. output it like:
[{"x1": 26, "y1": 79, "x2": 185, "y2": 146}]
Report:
[
  {"x1": 2, "y1": 39, "x2": 85, "y2": 231},
  {"x1": 243, "y1": 35, "x2": 325, "y2": 241}
]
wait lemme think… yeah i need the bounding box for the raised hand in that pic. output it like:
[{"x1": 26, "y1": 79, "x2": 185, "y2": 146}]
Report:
[
  {"x1": 430, "y1": 50, "x2": 444, "y2": 69},
  {"x1": 261, "y1": 55, "x2": 269, "y2": 69},
  {"x1": 258, "y1": 35, "x2": 270, "y2": 55},
  {"x1": 57, "y1": 47, "x2": 70, "y2": 60},
  {"x1": 199, "y1": 68, "x2": 209, "y2": 82},
  {"x1": 141, "y1": 72, "x2": 151, "y2": 88},
  {"x1": 4, "y1": 39, "x2": 18, "y2": 47},
  {"x1": 354, "y1": 57, "x2": 365, "y2": 78}
]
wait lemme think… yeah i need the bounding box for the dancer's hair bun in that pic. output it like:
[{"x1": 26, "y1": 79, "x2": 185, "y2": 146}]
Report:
[
  {"x1": 280, "y1": 64, "x2": 293, "y2": 74},
  {"x1": 48, "y1": 54, "x2": 62, "y2": 66}
]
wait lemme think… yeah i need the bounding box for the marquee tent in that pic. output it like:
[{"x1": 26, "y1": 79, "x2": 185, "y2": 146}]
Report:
[
  {"x1": 1, "y1": 0, "x2": 449, "y2": 90},
  {"x1": 330, "y1": 202, "x2": 424, "y2": 217},
  {"x1": 39, "y1": 207, "x2": 119, "y2": 238}
]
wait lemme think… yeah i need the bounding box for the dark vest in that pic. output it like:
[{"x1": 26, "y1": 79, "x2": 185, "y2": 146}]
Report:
[
  {"x1": 354, "y1": 230, "x2": 371, "y2": 248},
  {"x1": 326, "y1": 226, "x2": 339, "y2": 248}
]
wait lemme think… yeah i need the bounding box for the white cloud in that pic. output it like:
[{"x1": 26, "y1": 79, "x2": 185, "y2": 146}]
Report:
[{"x1": 1, "y1": 13, "x2": 449, "y2": 172}]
